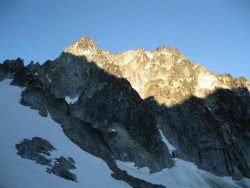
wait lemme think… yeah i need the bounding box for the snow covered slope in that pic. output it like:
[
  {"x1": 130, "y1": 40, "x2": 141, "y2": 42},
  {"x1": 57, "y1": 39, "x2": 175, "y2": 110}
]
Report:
[
  {"x1": 0, "y1": 79, "x2": 129, "y2": 188},
  {"x1": 116, "y1": 126, "x2": 250, "y2": 188},
  {"x1": 117, "y1": 159, "x2": 250, "y2": 188}
]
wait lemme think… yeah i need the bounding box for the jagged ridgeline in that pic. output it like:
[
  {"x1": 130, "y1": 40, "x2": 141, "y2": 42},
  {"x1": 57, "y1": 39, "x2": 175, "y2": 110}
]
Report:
[{"x1": 0, "y1": 36, "x2": 249, "y2": 188}]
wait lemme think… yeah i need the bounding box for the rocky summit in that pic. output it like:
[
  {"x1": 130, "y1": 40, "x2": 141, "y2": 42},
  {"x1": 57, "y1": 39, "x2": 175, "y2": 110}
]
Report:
[{"x1": 0, "y1": 36, "x2": 250, "y2": 188}]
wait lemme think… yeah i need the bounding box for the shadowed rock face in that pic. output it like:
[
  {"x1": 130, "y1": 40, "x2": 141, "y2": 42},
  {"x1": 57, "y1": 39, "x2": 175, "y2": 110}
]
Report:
[
  {"x1": 49, "y1": 53, "x2": 173, "y2": 172},
  {"x1": 156, "y1": 89, "x2": 250, "y2": 180},
  {"x1": 1, "y1": 36, "x2": 250, "y2": 187}
]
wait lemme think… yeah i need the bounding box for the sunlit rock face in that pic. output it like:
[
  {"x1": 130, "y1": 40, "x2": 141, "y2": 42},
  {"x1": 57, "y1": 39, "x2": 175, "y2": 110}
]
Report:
[
  {"x1": 62, "y1": 36, "x2": 249, "y2": 106},
  {"x1": 64, "y1": 36, "x2": 100, "y2": 57}
]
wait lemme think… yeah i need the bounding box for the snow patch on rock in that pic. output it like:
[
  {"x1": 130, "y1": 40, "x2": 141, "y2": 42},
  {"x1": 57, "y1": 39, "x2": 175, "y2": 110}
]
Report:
[
  {"x1": 158, "y1": 127, "x2": 176, "y2": 155},
  {"x1": 82, "y1": 49, "x2": 92, "y2": 56},
  {"x1": 110, "y1": 128, "x2": 117, "y2": 132},
  {"x1": 197, "y1": 72, "x2": 217, "y2": 90},
  {"x1": 123, "y1": 54, "x2": 134, "y2": 65},
  {"x1": 46, "y1": 75, "x2": 51, "y2": 82},
  {"x1": 145, "y1": 51, "x2": 154, "y2": 59},
  {"x1": 65, "y1": 96, "x2": 79, "y2": 104}
]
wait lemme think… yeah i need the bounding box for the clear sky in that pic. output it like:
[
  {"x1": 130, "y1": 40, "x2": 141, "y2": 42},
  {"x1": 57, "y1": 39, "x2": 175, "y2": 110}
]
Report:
[{"x1": 0, "y1": 0, "x2": 249, "y2": 79}]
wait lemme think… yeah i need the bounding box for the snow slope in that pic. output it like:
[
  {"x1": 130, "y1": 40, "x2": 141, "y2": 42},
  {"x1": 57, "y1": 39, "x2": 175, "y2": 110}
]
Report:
[
  {"x1": 0, "y1": 80, "x2": 129, "y2": 188},
  {"x1": 117, "y1": 159, "x2": 250, "y2": 188}
]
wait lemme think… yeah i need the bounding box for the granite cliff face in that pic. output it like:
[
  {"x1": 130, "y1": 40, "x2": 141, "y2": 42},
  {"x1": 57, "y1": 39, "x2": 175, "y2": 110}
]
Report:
[
  {"x1": 64, "y1": 37, "x2": 250, "y2": 106},
  {"x1": 1, "y1": 36, "x2": 249, "y2": 187}
]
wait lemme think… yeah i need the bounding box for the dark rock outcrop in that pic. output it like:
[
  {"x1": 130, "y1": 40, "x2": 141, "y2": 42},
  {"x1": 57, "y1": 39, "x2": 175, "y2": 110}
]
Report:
[
  {"x1": 0, "y1": 58, "x2": 24, "y2": 81},
  {"x1": 46, "y1": 156, "x2": 77, "y2": 182},
  {"x1": 16, "y1": 137, "x2": 55, "y2": 166},
  {"x1": 16, "y1": 137, "x2": 78, "y2": 182}
]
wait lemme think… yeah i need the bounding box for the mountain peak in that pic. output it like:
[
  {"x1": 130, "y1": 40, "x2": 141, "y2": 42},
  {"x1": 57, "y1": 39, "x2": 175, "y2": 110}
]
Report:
[
  {"x1": 1, "y1": 36, "x2": 250, "y2": 188},
  {"x1": 64, "y1": 36, "x2": 99, "y2": 56}
]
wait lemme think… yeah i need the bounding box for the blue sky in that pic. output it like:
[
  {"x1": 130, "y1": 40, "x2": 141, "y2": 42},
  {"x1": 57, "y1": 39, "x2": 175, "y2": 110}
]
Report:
[{"x1": 0, "y1": 0, "x2": 249, "y2": 79}]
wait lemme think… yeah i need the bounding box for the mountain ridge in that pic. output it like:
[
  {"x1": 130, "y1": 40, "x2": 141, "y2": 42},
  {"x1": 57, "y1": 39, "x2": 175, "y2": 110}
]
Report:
[
  {"x1": 62, "y1": 36, "x2": 249, "y2": 106},
  {"x1": 0, "y1": 37, "x2": 249, "y2": 187}
]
